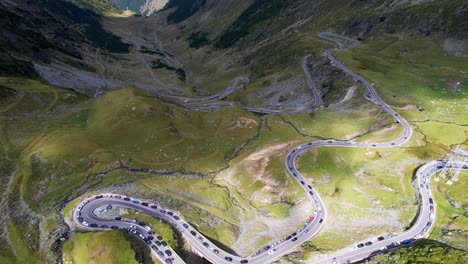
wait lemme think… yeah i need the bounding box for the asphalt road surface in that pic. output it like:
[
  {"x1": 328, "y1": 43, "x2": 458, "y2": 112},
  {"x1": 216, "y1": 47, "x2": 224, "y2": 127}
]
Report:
[{"x1": 72, "y1": 33, "x2": 467, "y2": 264}]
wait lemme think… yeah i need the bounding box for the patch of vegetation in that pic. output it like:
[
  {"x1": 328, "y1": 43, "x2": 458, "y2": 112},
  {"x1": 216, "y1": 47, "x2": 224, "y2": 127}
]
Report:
[
  {"x1": 187, "y1": 31, "x2": 210, "y2": 49},
  {"x1": 364, "y1": 239, "x2": 467, "y2": 263},
  {"x1": 63, "y1": 231, "x2": 141, "y2": 264},
  {"x1": 151, "y1": 59, "x2": 186, "y2": 82},
  {"x1": 215, "y1": 0, "x2": 289, "y2": 48},
  {"x1": 165, "y1": 0, "x2": 207, "y2": 24}
]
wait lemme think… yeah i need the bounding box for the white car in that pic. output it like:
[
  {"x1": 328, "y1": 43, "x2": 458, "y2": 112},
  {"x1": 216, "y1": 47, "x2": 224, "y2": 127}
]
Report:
[{"x1": 268, "y1": 249, "x2": 277, "y2": 255}]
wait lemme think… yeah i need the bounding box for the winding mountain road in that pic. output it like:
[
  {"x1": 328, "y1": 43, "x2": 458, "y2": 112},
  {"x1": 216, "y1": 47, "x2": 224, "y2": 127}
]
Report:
[{"x1": 72, "y1": 33, "x2": 467, "y2": 264}]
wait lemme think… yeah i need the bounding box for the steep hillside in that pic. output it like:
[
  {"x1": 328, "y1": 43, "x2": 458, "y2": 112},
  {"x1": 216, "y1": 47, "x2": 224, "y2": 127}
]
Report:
[{"x1": 0, "y1": 0, "x2": 130, "y2": 78}]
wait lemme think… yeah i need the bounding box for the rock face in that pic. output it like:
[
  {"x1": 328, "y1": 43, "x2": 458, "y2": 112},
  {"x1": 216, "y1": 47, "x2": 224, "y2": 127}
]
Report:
[{"x1": 110, "y1": 0, "x2": 169, "y2": 14}]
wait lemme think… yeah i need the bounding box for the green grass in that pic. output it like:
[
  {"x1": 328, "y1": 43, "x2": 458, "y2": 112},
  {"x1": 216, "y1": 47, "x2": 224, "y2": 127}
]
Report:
[
  {"x1": 367, "y1": 240, "x2": 466, "y2": 264},
  {"x1": 63, "y1": 231, "x2": 139, "y2": 264},
  {"x1": 335, "y1": 36, "x2": 468, "y2": 124}
]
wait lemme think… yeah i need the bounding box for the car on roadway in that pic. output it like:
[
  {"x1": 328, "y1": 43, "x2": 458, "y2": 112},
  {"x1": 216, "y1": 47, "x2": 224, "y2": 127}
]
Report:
[
  {"x1": 141, "y1": 202, "x2": 148, "y2": 206},
  {"x1": 203, "y1": 242, "x2": 209, "y2": 247},
  {"x1": 165, "y1": 250, "x2": 172, "y2": 256},
  {"x1": 213, "y1": 249, "x2": 219, "y2": 254},
  {"x1": 151, "y1": 205, "x2": 157, "y2": 209},
  {"x1": 115, "y1": 216, "x2": 121, "y2": 221},
  {"x1": 241, "y1": 260, "x2": 249, "y2": 263},
  {"x1": 225, "y1": 256, "x2": 233, "y2": 262},
  {"x1": 156, "y1": 236, "x2": 162, "y2": 240},
  {"x1": 161, "y1": 241, "x2": 167, "y2": 247},
  {"x1": 300, "y1": 181, "x2": 305, "y2": 185},
  {"x1": 378, "y1": 236, "x2": 384, "y2": 241},
  {"x1": 365, "y1": 241, "x2": 372, "y2": 246},
  {"x1": 357, "y1": 243, "x2": 364, "y2": 248},
  {"x1": 319, "y1": 219, "x2": 323, "y2": 224},
  {"x1": 268, "y1": 249, "x2": 277, "y2": 255},
  {"x1": 173, "y1": 215, "x2": 180, "y2": 220},
  {"x1": 157, "y1": 251, "x2": 164, "y2": 257},
  {"x1": 160, "y1": 209, "x2": 166, "y2": 213},
  {"x1": 254, "y1": 250, "x2": 260, "y2": 255},
  {"x1": 403, "y1": 239, "x2": 413, "y2": 244},
  {"x1": 111, "y1": 226, "x2": 118, "y2": 229},
  {"x1": 165, "y1": 259, "x2": 173, "y2": 264},
  {"x1": 151, "y1": 245, "x2": 158, "y2": 251},
  {"x1": 123, "y1": 197, "x2": 130, "y2": 201},
  {"x1": 90, "y1": 223, "x2": 98, "y2": 228},
  {"x1": 132, "y1": 200, "x2": 139, "y2": 204},
  {"x1": 167, "y1": 211, "x2": 173, "y2": 216},
  {"x1": 148, "y1": 231, "x2": 155, "y2": 235},
  {"x1": 307, "y1": 185, "x2": 312, "y2": 189},
  {"x1": 190, "y1": 231, "x2": 196, "y2": 236}
]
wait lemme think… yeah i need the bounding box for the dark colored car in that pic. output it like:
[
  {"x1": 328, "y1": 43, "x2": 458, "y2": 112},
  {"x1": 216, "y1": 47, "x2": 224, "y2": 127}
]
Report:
[
  {"x1": 286, "y1": 236, "x2": 292, "y2": 240},
  {"x1": 147, "y1": 236, "x2": 154, "y2": 241},
  {"x1": 151, "y1": 245, "x2": 158, "y2": 251},
  {"x1": 151, "y1": 205, "x2": 157, "y2": 209},
  {"x1": 165, "y1": 259, "x2": 173, "y2": 264},
  {"x1": 429, "y1": 198, "x2": 433, "y2": 204},
  {"x1": 160, "y1": 209, "x2": 166, "y2": 213},
  {"x1": 300, "y1": 181, "x2": 305, "y2": 185},
  {"x1": 307, "y1": 185, "x2": 312, "y2": 189},
  {"x1": 167, "y1": 211, "x2": 173, "y2": 216},
  {"x1": 319, "y1": 219, "x2": 323, "y2": 224},
  {"x1": 100, "y1": 225, "x2": 108, "y2": 229},
  {"x1": 124, "y1": 197, "x2": 130, "y2": 201},
  {"x1": 357, "y1": 243, "x2": 364, "y2": 248},
  {"x1": 141, "y1": 202, "x2": 148, "y2": 206},
  {"x1": 403, "y1": 239, "x2": 413, "y2": 244},
  {"x1": 145, "y1": 240, "x2": 152, "y2": 245},
  {"x1": 213, "y1": 249, "x2": 219, "y2": 254},
  {"x1": 264, "y1": 246, "x2": 270, "y2": 250},
  {"x1": 132, "y1": 200, "x2": 139, "y2": 204},
  {"x1": 309, "y1": 191, "x2": 313, "y2": 195},
  {"x1": 183, "y1": 223, "x2": 189, "y2": 228},
  {"x1": 190, "y1": 231, "x2": 196, "y2": 236},
  {"x1": 157, "y1": 251, "x2": 164, "y2": 257},
  {"x1": 173, "y1": 215, "x2": 180, "y2": 220},
  {"x1": 203, "y1": 242, "x2": 209, "y2": 247},
  {"x1": 95, "y1": 195, "x2": 103, "y2": 199},
  {"x1": 241, "y1": 260, "x2": 249, "y2": 263},
  {"x1": 157, "y1": 236, "x2": 162, "y2": 240},
  {"x1": 155, "y1": 241, "x2": 162, "y2": 246},
  {"x1": 225, "y1": 257, "x2": 233, "y2": 262},
  {"x1": 138, "y1": 221, "x2": 146, "y2": 226},
  {"x1": 90, "y1": 223, "x2": 98, "y2": 228},
  {"x1": 365, "y1": 241, "x2": 372, "y2": 246},
  {"x1": 161, "y1": 241, "x2": 167, "y2": 247},
  {"x1": 291, "y1": 232, "x2": 297, "y2": 237},
  {"x1": 292, "y1": 237, "x2": 298, "y2": 242},
  {"x1": 115, "y1": 216, "x2": 121, "y2": 221},
  {"x1": 165, "y1": 250, "x2": 172, "y2": 256},
  {"x1": 148, "y1": 231, "x2": 155, "y2": 235},
  {"x1": 378, "y1": 236, "x2": 385, "y2": 241},
  {"x1": 111, "y1": 226, "x2": 118, "y2": 229}
]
